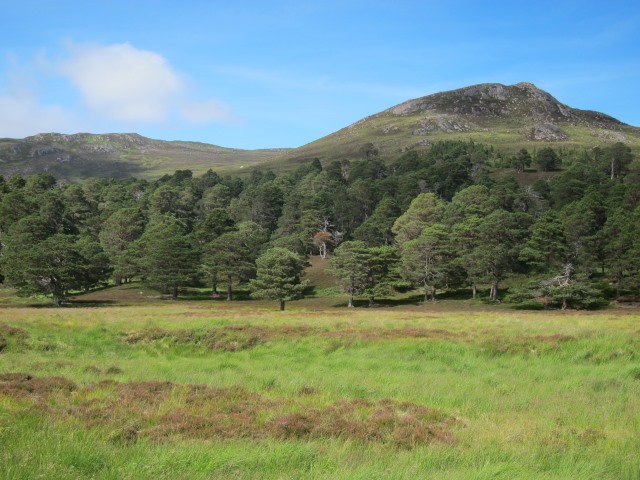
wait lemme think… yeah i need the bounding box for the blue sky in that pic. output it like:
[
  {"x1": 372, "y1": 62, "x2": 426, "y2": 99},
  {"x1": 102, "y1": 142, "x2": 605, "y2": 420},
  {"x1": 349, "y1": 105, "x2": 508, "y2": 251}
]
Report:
[{"x1": 1, "y1": 0, "x2": 638, "y2": 149}]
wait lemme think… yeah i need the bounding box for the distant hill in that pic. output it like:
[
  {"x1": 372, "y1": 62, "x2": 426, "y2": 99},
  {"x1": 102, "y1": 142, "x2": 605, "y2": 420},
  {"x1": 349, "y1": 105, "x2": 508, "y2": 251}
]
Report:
[
  {"x1": 0, "y1": 133, "x2": 289, "y2": 181},
  {"x1": 275, "y1": 82, "x2": 640, "y2": 166},
  {"x1": 1, "y1": 83, "x2": 638, "y2": 181}
]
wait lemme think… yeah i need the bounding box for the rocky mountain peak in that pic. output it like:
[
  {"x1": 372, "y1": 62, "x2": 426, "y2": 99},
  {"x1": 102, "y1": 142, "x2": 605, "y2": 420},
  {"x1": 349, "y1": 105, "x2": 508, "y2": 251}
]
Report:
[{"x1": 381, "y1": 82, "x2": 628, "y2": 143}]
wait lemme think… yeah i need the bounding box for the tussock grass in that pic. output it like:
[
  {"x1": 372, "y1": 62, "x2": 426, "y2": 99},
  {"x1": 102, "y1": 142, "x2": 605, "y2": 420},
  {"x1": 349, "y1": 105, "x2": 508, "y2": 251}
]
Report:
[{"x1": 1, "y1": 297, "x2": 639, "y2": 478}]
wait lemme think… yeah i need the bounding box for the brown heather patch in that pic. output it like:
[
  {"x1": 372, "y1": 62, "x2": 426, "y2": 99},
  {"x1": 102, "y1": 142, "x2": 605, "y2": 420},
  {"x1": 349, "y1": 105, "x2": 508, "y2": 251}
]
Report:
[
  {"x1": 0, "y1": 323, "x2": 29, "y2": 339},
  {"x1": 124, "y1": 325, "x2": 463, "y2": 351},
  {"x1": 0, "y1": 323, "x2": 29, "y2": 352},
  {"x1": 267, "y1": 398, "x2": 455, "y2": 448},
  {"x1": 0, "y1": 373, "x2": 457, "y2": 449},
  {"x1": 0, "y1": 373, "x2": 76, "y2": 399},
  {"x1": 124, "y1": 326, "x2": 268, "y2": 351}
]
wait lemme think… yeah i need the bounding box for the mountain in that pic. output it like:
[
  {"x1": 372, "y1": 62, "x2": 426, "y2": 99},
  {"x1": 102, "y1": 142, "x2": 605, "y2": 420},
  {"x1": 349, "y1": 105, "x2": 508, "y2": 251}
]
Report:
[
  {"x1": 276, "y1": 82, "x2": 640, "y2": 166},
  {"x1": 1, "y1": 83, "x2": 638, "y2": 181},
  {"x1": 0, "y1": 133, "x2": 289, "y2": 181}
]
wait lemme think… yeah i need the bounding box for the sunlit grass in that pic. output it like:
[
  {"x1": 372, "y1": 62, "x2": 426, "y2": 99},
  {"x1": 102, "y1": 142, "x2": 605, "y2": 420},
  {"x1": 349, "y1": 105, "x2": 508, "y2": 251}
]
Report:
[{"x1": 1, "y1": 291, "x2": 639, "y2": 479}]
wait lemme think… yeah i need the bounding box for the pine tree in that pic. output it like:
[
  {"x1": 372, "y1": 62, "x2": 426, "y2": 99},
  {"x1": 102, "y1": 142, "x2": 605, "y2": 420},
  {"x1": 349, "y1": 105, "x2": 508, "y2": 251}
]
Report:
[
  {"x1": 139, "y1": 216, "x2": 200, "y2": 299},
  {"x1": 249, "y1": 248, "x2": 308, "y2": 310},
  {"x1": 202, "y1": 231, "x2": 255, "y2": 300},
  {"x1": 2, "y1": 233, "x2": 92, "y2": 306},
  {"x1": 328, "y1": 241, "x2": 370, "y2": 307},
  {"x1": 400, "y1": 223, "x2": 452, "y2": 302}
]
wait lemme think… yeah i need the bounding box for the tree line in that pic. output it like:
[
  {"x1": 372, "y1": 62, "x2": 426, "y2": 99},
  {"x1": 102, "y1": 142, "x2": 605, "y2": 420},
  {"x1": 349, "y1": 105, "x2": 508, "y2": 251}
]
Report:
[{"x1": 0, "y1": 140, "x2": 638, "y2": 309}]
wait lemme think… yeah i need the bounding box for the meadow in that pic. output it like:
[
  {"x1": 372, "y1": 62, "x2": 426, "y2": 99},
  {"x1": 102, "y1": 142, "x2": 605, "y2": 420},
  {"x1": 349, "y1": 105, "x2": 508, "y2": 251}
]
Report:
[{"x1": 1, "y1": 285, "x2": 639, "y2": 479}]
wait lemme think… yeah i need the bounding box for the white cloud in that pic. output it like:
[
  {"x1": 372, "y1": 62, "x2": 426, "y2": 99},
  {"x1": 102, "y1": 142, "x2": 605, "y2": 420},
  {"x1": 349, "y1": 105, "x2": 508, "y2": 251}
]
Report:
[
  {"x1": 0, "y1": 42, "x2": 234, "y2": 139},
  {"x1": 60, "y1": 42, "x2": 183, "y2": 122},
  {"x1": 58, "y1": 42, "x2": 234, "y2": 126}
]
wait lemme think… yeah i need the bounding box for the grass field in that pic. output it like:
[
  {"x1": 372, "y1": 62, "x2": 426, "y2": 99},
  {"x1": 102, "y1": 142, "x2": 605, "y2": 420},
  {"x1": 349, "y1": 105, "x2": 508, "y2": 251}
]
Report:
[{"x1": 1, "y1": 285, "x2": 639, "y2": 479}]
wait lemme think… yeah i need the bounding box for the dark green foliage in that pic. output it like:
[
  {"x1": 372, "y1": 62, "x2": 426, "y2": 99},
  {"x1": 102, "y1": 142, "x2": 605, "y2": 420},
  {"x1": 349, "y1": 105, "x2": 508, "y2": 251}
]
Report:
[
  {"x1": 463, "y1": 210, "x2": 531, "y2": 301},
  {"x1": 250, "y1": 248, "x2": 309, "y2": 310},
  {"x1": 399, "y1": 223, "x2": 453, "y2": 301},
  {"x1": 604, "y1": 142, "x2": 633, "y2": 180},
  {"x1": 391, "y1": 193, "x2": 445, "y2": 245},
  {"x1": 328, "y1": 241, "x2": 370, "y2": 307},
  {"x1": 138, "y1": 216, "x2": 200, "y2": 299},
  {"x1": 75, "y1": 235, "x2": 112, "y2": 291},
  {"x1": 361, "y1": 245, "x2": 400, "y2": 305},
  {"x1": 0, "y1": 137, "x2": 637, "y2": 308},
  {"x1": 231, "y1": 181, "x2": 284, "y2": 231},
  {"x1": 601, "y1": 206, "x2": 640, "y2": 293},
  {"x1": 519, "y1": 211, "x2": 568, "y2": 271},
  {"x1": 507, "y1": 277, "x2": 606, "y2": 310},
  {"x1": 2, "y1": 234, "x2": 101, "y2": 305},
  {"x1": 328, "y1": 241, "x2": 400, "y2": 307},
  {"x1": 99, "y1": 208, "x2": 147, "y2": 284},
  {"x1": 510, "y1": 149, "x2": 532, "y2": 172},
  {"x1": 191, "y1": 208, "x2": 236, "y2": 246},
  {"x1": 535, "y1": 147, "x2": 560, "y2": 171},
  {"x1": 353, "y1": 196, "x2": 401, "y2": 246},
  {"x1": 445, "y1": 185, "x2": 497, "y2": 223},
  {"x1": 541, "y1": 281, "x2": 606, "y2": 310},
  {"x1": 560, "y1": 191, "x2": 607, "y2": 274},
  {"x1": 202, "y1": 231, "x2": 256, "y2": 300}
]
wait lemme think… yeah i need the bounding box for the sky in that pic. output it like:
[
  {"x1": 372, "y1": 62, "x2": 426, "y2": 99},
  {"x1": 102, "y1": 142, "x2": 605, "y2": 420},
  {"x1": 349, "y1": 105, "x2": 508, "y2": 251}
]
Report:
[{"x1": 1, "y1": 0, "x2": 639, "y2": 149}]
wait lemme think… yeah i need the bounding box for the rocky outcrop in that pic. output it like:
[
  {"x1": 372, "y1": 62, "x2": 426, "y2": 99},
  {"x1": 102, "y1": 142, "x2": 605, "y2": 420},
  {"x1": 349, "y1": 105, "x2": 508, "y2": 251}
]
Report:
[
  {"x1": 413, "y1": 114, "x2": 474, "y2": 134},
  {"x1": 526, "y1": 123, "x2": 568, "y2": 141}
]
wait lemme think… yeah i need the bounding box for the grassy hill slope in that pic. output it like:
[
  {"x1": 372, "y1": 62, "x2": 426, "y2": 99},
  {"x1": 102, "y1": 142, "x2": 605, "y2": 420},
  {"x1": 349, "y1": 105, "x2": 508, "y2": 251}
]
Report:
[
  {"x1": 0, "y1": 133, "x2": 289, "y2": 181},
  {"x1": 272, "y1": 82, "x2": 640, "y2": 167}
]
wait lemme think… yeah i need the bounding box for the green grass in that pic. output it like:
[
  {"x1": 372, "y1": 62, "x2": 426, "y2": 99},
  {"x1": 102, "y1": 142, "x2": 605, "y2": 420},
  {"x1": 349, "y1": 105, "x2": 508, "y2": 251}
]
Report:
[{"x1": 1, "y1": 289, "x2": 639, "y2": 479}]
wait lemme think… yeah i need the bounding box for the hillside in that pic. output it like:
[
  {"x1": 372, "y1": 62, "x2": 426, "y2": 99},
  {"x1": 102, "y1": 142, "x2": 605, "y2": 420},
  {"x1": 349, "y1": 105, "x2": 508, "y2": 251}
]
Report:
[
  {"x1": 275, "y1": 82, "x2": 640, "y2": 166},
  {"x1": 0, "y1": 133, "x2": 289, "y2": 181},
  {"x1": 1, "y1": 82, "x2": 639, "y2": 181}
]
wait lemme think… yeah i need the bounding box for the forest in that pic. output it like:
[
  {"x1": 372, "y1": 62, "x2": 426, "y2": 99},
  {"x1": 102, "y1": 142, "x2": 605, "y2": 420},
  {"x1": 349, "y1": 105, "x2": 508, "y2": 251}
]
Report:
[{"x1": 0, "y1": 140, "x2": 638, "y2": 309}]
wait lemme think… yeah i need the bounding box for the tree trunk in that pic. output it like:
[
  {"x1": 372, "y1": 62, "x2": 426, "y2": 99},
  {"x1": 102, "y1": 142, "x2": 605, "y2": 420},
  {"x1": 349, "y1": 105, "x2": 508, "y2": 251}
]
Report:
[
  {"x1": 280, "y1": 299, "x2": 286, "y2": 311},
  {"x1": 348, "y1": 295, "x2": 354, "y2": 308},
  {"x1": 490, "y1": 279, "x2": 498, "y2": 302},
  {"x1": 472, "y1": 284, "x2": 477, "y2": 299},
  {"x1": 211, "y1": 280, "x2": 219, "y2": 298},
  {"x1": 561, "y1": 297, "x2": 567, "y2": 310},
  {"x1": 172, "y1": 285, "x2": 178, "y2": 300},
  {"x1": 615, "y1": 271, "x2": 624, "y2": 298},
  {"x1": 424, "y1": 288, "x2": 429, "y2": 303},
  {"x1": 368, "y1": 297, "x2": 375, "y2": 307},
  {"x1": 114, "y1": 275, "x2": 122, "y2": 286},
  {"x1": 431, "y1": 285, "x2": 436, "y2": 302},
  {"x1": 226, "y1": 275, "x2": 233, "y2": 301}
]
